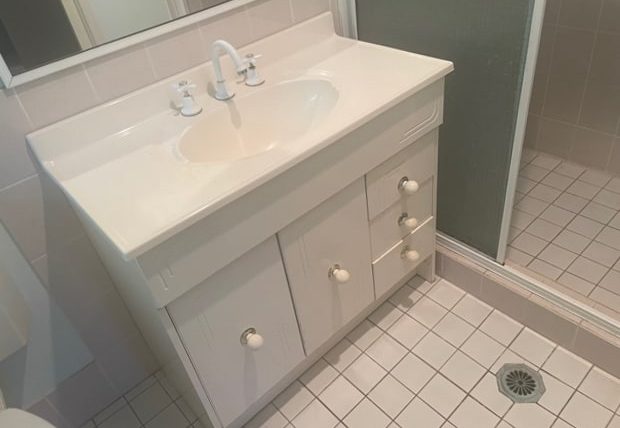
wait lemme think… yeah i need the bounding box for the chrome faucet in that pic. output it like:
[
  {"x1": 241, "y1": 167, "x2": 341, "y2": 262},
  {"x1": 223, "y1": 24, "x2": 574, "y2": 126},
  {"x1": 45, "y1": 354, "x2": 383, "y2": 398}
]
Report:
[{"x1": 210, "y1": 39, "x2": 264, "y2": 101}]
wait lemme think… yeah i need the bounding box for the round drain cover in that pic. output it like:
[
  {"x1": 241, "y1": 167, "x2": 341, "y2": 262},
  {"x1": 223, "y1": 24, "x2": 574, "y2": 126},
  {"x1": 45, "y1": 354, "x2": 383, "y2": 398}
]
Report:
[{"x1": 496, "y1": 363, "x2": 545, "y2": 403}]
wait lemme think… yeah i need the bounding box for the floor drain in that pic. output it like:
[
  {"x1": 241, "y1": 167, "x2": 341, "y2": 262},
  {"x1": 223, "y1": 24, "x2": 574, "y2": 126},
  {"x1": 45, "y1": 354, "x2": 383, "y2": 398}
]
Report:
[{"x1": 496, "y1": 363, "x2": 545, "y2": 403}]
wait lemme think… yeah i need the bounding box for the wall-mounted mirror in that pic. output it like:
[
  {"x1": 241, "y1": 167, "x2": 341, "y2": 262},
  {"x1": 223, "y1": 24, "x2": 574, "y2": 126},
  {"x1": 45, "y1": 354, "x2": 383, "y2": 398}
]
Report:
[{"x1": 0, "y1": 0, "x2": 239, "y2": 87}]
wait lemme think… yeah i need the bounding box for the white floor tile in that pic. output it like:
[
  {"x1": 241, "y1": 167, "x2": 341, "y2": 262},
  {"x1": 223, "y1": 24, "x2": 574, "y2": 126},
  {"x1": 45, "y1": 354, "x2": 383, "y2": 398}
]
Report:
[
  {"x1": 540, "y1": 205, "x2": 575, "y2": 227},
  {"x1": 578, "y1": 367, "x2": 620, "y2": 411},
  {"x1": 560, "y1": 392, "x2": 613, "y2": 428},
  {"x1": 517, "y1": 176, "x2": 538, "y2": 193},
  {"x1": 407, "y1": 296, "x2": 449, "y2": 328},
  {"x1": 369, "y1": 302, "x2": 403, "y2": 331},
  {"x1": 129, "y1": 383, "x2": 172, "y2": 424},
  {"x1": 449, "y1": 397, "x2": 499, "y2": 428},
  {"x1": 516, "y1": 196, "x2": 550, "y2": 217},
  {"x1": 542, "y1": 347, "x2": 592, "y2": 388},
  {"x1": 608, "y1": 415, "x2": 620, "y2": 428},
  {"x1": 542, "y1": 171, "x2": 574, "y2": 191},
  {"x1": 365, "y1": 333, "x2": 408, "y2": 371},
  {"x1": 557, "y1": 272, "x2": 596, "y2": 296},
  {"x1": 346, "y1": 320, "x2": 382, "y2": 350},
  {"x1": 391, "y1": 352, "x2": 436, "y2": 394},
  {"x1": 470, "y1": 373, "x2": 512, "y2": 417},
  {"x1": 594, "y1": 189, "x2": 620, "y2": 210},
  {"x1": 531, "y1": 155, "x2": 561, "y2": 170},
  {"x1": 368, "y1": 375, "x2": 414, "y2": 419},
  {"x1": 451, "y1": 295, "x2": 493, "y2": 327},
  {"x1": 439, "y1": 351, "x2": 485, "y2": 392},
  {"x1": 506, "y1": 246, "x2": 534, "y2": 266},
  {"x1": 144, "y1": 404, "x2": 189, "y2": 428},
  {"x1": 426, "y1": 279, "x2": 465, "y2": 309},
  {"x1": 512, "y1": 209, "x2": 537, "y2": 230},
  {"x1": 299, "y1": 359, "x2": 338, "y2": 395},
  {"x1": 529, "y1": 184, "x2": 561, "y2": 203},
  {"x1": 522, "y1": 165, "x2": 551, "y2": 182},
  {"x1": 511, "y1": 233, "x2": 548, "y2": 257},
  {"x1": 605, "y1": 177, "x2": 620, "y2": 193},
  {"x1": 324, "y1": 339, "x2": 362, "y2": 373},
  {"x1": 504, "y1": 403, "x2": 555, "y2": 428},
  {"x1": 555, "y1": 162, "x2": 585, "y2": 179},
  {"x1": 490, "y1": 349, "x2": 535, "y2": 374},
  {"x1": 596, "y1": 226, "x2": 620, "y2": 251},
  {"x1": 389, "y1": 284, "x2": 423, "y2": 312},
  {"x1": 581, "y1": 202, "x2": 616, "y2": 224},
  {"x1": 342, "y1": 399, "x2": 390, "y2": 428},
  {"x1": 343, "y1": 353, "x2": 387, "y2": 394},
  {"x1": 537, "y1": 244, "x2": 578, "y2": 270},
  {"x1": 291, "y1": 399, "x2": 338, "y2": 428},
  {"x1": 461, "y1": 331, "x2": 506, "y2": 368},
  {"x1": 537, "y1": 372, "x2": 574, "y2": 415},
  {"x1": 273, "y1": 381, "x2": 314, "y2": 421},
  {"x1": 566, "y1": 256, "x2": 608, "y2": 284},
  {"x1": 396, "y1": 397, "x2": 444, "y2": 428},
  {"x1": 566, "y1": 180, "x2": 600, "y2": 199},
  {"x1": 318, "y1": 376, "x2": 363, "y2": 419},
  {"x1": 580, "y1": 169, "x2": 611, "y2": 187},
  {"x1": 528, "y1": 259, "x2": 563, "y2": 280},
  {"x1": 480, "y1": 310, "x2": 523, "y2": 346},
  {"x1": 434, "y1": 313, "x2": 475, "y2": 347},
  {"x1": 98, "y1": 405, "x2": 141, "y2": 428},
  {"x1": 583, "y1": 241, "x2": 620, "y2": 267},
  {"x1": 419, "y1": 374, "x2": 466, "y2": 417},
  {"x1": 526, "y1": 219, "x2": 562, "y2": 241},
  {"x1": 567, "y1": 216, "x2": 604, "y2": 239},
  {"x1": 510, "y1": 329, "x2": 556, "y2": 367},
  {"x1": 245, "y1": 404, "x2": 288, "y2": 428},
  {"x1": 412, "y1": 332, "x2": 456, "y2": 370},
  {"x1": 386, "y1": 314, "x2": 428, "y2": 349}
]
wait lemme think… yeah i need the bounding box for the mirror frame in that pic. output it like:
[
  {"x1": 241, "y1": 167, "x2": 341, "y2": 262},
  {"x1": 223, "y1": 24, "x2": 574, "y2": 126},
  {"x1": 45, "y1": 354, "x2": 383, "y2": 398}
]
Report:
[{"x1": 0, "y1": 0, "x2": 258, "y2": 88}]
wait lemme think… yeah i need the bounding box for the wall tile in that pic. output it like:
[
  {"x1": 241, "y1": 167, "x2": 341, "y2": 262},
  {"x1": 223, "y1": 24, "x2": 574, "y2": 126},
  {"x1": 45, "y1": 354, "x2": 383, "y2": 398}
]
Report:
[
  {"x1": 0, "y1": 89, "x2": 36, "y2": 190},
  {"x1": 549, "y1": 27, "x2": 595, "y2": 79},
  {"x1": 573, "y1": 326, "x2": 620, "y2": 379},
  {"x1": 543, "y1": 77, "x2": 585, "y2": 123},
  {"x1": 47, "y1": 363, "x2": 118, "y2": 427},
  {"x1": 569, "y1": 128, "x2": 615, "y2": 169},
  {"x1": 599, "y1": 0, "x2": 620, "y2": 33},
  {"x1": 291, "y1": 0, "x2": 330, "y2": 23},
  {"x1": 28, "y1": 398, "x2": 72, "y2": 428},
  {"x1": 536, "y1": 118, "x2": 576, "y2": 158},
  {"x1": 247, "y1": 0, "x2": 294, "y2": 40},
  {"x1": 86, "y1": 45, "x2": 157, "y2": 102},
  {"x1": 199, "y1": 7, "x2": 254, "y2": 56},
  {"x1": 589, "y1": 32, "x2": 620, "y2": 86},
  {"x1": 146, "y1": 25, "x2": 209, "y2": 79},
  {"x1": 529, "y1": 71, "x2": 547, "y2": 115},
  {"x1": 523, "y1": 115, "x2": 541, "y2": 149},
  {"x1": 15, "y1": 66, "x2": 99, "y2": 129},
  {"x1": 558, "y1": 0, "x2": 603, "y2": 29},
  {"x1": 579, "y1": 83, "x2": 620, "y2": 134},
  {"x1": 544, "y1": 0, "x2": 562, "y2": 25},
  {"x1": 606, "y1": 138, "x2": 620, "y2": 174}
]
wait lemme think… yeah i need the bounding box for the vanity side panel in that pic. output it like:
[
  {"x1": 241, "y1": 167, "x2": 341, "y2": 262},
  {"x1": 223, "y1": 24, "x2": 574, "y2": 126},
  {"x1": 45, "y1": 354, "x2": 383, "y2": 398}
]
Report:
[
  {"x1": 138, "y1": 81, "x2": 445, "y2": 307},
  {"x1": 81, "y1": 220, "x2": 220, "y2": 427}
]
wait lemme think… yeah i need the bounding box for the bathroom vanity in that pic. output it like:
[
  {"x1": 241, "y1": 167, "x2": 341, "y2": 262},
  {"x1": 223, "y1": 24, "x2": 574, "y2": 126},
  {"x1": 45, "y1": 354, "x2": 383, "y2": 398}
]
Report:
[{"x1": 28, "y1": 14, "x2": 452, "y2": 428}]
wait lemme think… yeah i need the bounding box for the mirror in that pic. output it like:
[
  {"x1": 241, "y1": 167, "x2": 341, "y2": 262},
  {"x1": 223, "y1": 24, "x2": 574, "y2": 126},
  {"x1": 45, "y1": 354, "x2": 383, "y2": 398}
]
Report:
[{"x1": 0, "y1": 0, "x2": 231, "y2": 79}]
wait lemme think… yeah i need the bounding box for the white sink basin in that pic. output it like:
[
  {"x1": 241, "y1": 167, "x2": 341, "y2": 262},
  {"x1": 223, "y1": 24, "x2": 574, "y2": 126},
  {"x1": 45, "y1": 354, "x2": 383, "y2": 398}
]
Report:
[{"x1": 177, "y1": 79, "x2": 339, "y2": 163}]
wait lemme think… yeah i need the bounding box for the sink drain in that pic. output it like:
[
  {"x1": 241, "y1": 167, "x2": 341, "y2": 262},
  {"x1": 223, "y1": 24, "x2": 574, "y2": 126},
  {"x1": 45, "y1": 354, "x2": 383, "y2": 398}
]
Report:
[{"x1": 496, "y1": 363, "x2": 545, "y2": 403}]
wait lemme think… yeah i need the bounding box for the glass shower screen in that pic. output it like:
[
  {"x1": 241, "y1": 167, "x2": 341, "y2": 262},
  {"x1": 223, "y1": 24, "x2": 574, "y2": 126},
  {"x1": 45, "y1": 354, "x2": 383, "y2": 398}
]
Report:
[{"x1": 356, "y1": 0, "x2": 535, "y2": 258}]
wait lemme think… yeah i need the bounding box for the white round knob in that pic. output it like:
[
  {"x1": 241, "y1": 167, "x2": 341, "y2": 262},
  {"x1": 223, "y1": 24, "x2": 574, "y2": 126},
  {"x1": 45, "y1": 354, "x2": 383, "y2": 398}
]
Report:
[
  {"x1": 401, "y1": 247, "x2": 420, "y2": 262},
  {"x1": 398, "y1": 214, "x2": 419, "y2": 230},
  {"x1": 399, "y1": 177, "x2": 420, "y2": 195},
  {"x1": 241, "y1": 328, "x2": 264, "y2": 351},
  {"x1": 330, "y1": 265, "x2": 351, "y2": 284}
]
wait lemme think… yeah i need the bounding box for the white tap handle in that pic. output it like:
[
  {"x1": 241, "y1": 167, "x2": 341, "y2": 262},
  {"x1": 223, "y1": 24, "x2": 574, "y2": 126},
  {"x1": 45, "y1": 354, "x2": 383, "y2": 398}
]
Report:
[
  {"x1": 329, "y1": 265, "x2": 351, "y2": 284},
  {"x1": 398, "y1": 214, "x2": 419, "y2": 230},
  {"x1": 401, "y1": 247, "x2": 420, "y2": 262},
  {"x1": 241, "y1": 328, "x2": 264, "y2": 351},
  {"x1": 398, "y1": 177, "x2": 419, "y2": 195},
  {"x1": 173, "y1": 80, "x2": 197, "y2": 94}
]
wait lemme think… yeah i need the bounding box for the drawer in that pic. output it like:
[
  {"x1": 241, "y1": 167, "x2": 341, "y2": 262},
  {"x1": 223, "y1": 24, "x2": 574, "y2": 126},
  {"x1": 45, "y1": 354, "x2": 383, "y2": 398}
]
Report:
[
  {"x1": 373, "y1": 219, "x2": 435, "y2": 298},
  {"x1": 370, "y1": 178, "x2": 433, "y2": 260},
  {"x1": 366, "y1": 131, "x2": 437, "y2": 220},
  {"x1": 278, "y1": 179, "x2": 375, "y2": 355},
  {"x1": 168, "y1": 237, "x2": 304, "y2": 427}
]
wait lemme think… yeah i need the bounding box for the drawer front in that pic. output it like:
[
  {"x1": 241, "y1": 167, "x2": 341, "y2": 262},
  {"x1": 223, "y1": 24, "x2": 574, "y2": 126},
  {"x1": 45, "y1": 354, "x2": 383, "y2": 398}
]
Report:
[
  {"x1": 370, "y1": 178, "x2": 433, "y2": 260},
  {"x1": 367, "y1": 131, "x2": 437, "y2": 220},
  {"x1": 278, "y1": 179, "x2": 375, "y2": 355},
  {"x1": 168, "y1": 237, "x2": 304, "y2": 427},
  {"x1": 373, "y1": 219, "x2": 435, "y2": 298}
]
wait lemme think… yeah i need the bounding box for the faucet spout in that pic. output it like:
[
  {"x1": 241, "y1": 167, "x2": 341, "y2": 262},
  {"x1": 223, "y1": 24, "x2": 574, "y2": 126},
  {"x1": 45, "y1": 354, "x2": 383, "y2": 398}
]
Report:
[{"x1": 210, "y1": 39, "x2": 246, "y2": 101}]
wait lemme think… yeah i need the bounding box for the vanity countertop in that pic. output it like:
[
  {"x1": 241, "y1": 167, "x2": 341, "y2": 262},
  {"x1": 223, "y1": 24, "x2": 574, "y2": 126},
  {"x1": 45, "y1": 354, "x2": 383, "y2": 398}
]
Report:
[{"x1": 27, "y1": 13, "x2": 453, "y2": 259}]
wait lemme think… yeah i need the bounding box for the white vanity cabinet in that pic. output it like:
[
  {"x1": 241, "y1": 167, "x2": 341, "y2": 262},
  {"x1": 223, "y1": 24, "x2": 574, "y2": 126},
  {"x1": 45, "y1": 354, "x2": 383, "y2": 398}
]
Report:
[
  {"x1": 278, "y1": 179, "x2": 374, "y2": 354},
  {"x1": 167, "y1": 237, "x2": 305, "y2": 427}
]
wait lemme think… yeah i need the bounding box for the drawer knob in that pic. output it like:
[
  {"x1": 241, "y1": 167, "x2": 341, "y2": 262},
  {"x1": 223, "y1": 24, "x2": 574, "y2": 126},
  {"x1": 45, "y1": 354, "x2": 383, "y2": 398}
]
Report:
[
  {"x1": 398, "y1": 177, "x2": 419, "y2": 195},
  {"x1": 328, "y1": 264, "x2": 351, "y2": 284},
  {"x1": 401, "y1": 246, "x2": 420, "y2": 262},
  {"x1": 241, "y1": 328, "x2": 264, "y2": 351},
  {"x1": 398, "y1": 213, "x2": 419, "y2": 230}
]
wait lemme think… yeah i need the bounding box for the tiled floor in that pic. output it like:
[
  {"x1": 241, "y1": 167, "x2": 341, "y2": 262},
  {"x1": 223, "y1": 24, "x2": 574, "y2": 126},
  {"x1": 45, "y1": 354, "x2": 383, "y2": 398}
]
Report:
[
  {"x1": 507, "y1": 149, "x2": 620, "y2": 322},
  {"x1": 243, "y1": 277, "x2": 620, "y2": 428},
  {"x1": 79, "y1": 371, "x2": 206, "y2": 428}
]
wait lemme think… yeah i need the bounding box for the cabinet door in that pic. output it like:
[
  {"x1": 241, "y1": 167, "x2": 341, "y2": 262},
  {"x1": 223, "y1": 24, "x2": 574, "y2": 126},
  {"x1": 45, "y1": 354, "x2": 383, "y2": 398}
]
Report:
[
  {"x1": 168, "y1": 237, "x2": 304, "y2": 427},
  {"x1": 278, "y1": 179, "x2": 374, "y2": 354}
]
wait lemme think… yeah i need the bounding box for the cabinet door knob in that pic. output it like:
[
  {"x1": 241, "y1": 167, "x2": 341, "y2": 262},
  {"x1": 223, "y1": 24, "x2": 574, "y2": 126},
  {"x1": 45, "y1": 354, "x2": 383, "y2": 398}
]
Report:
[
  {"x1": 398, "y1": 213, "x2": 419, "y2": 230},
  {"x1": 328, "y1": 264, "x2": 351, "y2": 283},
  {"x1": 241, "y1": 328, "x2": 264, "y2": 351},
  {"x1": 398, "y1": 177, "x2": 419, "y2": 195},
  {"x1": 401, "y1": 246, "x2": 420, "y2": 262}
]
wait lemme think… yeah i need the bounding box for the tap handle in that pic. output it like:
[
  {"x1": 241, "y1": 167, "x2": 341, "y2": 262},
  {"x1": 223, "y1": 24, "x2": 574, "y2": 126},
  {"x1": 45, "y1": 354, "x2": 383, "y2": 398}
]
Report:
[
  {"x1": 243, "y1": 54, "x2": 265, "y2": 87},
  {"x1": 173, "y1": 80, "x2": 197, "y2": 96}
]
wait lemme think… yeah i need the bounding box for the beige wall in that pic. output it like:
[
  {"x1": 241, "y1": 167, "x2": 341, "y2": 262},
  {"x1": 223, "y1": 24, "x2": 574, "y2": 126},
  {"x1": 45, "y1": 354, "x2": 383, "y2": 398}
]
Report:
[
  {"x1": 0, "y1": 0, "x2": 336, "y2": 426},
  {"x1": 525, "y1": 0, "x2": 620, "y2": 173}
]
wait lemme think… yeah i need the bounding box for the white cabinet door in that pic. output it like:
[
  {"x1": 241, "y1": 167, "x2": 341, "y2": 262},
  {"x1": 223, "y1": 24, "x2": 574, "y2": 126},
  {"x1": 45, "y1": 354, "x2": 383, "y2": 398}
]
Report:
[
  {"x1": 278, "y1": 179, "x2": 374, "y2": 354},
  {"x1": 168, "y1": 237, "x2": 304, "y2": 427}
]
